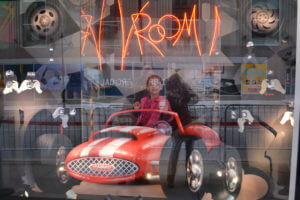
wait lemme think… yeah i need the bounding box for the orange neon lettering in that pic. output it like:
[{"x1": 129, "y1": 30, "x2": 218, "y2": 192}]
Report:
[
  {"x1": 157, "y1": 15, "x2": 181, "y2": 40},
  {"x1": 81, "y1": 1, "x2": 221, "y2": 71},
  {"x1": 131, "y1": 13, "x2": 152, "y2": 55},
  {"x1": 117, "y1": 0, "x2": 126, "y2": 70},
  {"x1": 80, "y1": 30, "x2": 90, "y2": 55},
  {"x1": 130, "y1": 9, "x2": 165, "y2": 56},
  {"x1": 172, "y1": 5, "x2": 202, "y2": 56},
  {"x1": 80, "y1": 11, "x2": 91, "y2": 55},
  {"x1": 81, "y1": 12, "x2": 103, "y2": 70},
  {"x1": 209, "y1": 6, "x2": 221, "y2": 56},
  {"x1": 138, "y1": 34, "x2": 165, "y2": 57},
  {"x1": 98, "y1": 0, "x2": 106, "y2": 71},
  {"x1": 122, "y1": 2, "x2": 150, "y2": 70},
  {"x1": 80, "y1": 1, "x2": 106, "y2": 71},
  {"x1": 148, "y1": 24, "x2": 166, "y2": 44}
]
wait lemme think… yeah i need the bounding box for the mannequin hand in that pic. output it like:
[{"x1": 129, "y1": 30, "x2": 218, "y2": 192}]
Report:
[
  {"x1": 33, "y1": 80, "x2": 42, "y2": 94},
  {"x1": 241, "y1": 110, "x2": 254, "y2": 124},
  {"x1": 280, "y1": 111, "x2": 293, "y2": 125},
  {"x1": 237, "y1": 118, "x2": 246, "y2": 133},
  {"x1": 3, "y1": 80, "x2": 19, "y2": 94},
  {"x1": 11, "y1": 81, "x2": 19, "y2": 93},
  {"x1": 53, "y1": 107, "x2": 64, "y2": 119},
  {"x1": 270, "y1": 79, "x2": 286, "y2": 94},
  {"x1": 18, "y1": 80, "x2": 32, "y2": 93},
  {"x1": 259, "y1": 79, "x2": 268, "y2": 94}
]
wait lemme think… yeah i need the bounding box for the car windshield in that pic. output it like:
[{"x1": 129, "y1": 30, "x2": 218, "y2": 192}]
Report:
[{"x1": 105, "y1": 112, "x2": 138, "y2": 128}]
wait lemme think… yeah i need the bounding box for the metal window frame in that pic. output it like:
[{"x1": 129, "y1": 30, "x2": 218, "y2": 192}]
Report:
[{"x1": 288, "y1": 1, "x2": 300, "y2": 199}]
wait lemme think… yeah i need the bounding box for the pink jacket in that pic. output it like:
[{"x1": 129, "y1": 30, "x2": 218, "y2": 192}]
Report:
[{"x1": 136, "y1": 96, "x2": 172, "y2": 127}]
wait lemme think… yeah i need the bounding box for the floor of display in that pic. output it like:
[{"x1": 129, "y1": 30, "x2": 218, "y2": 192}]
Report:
[{"x1": 72, "y1": 174, "x2": 268, "y2": 200}]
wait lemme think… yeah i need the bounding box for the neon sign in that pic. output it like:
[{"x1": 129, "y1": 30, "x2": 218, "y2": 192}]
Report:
[{"x1": 81, "y1": 1, "x2": 221, "y2": 71}]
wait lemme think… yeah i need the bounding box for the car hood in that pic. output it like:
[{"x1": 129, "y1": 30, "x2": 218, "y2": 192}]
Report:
[
  {"x1": 66, "y1": 137, "x2": 137, "y2": 162},
  {"x1": 99, "y1": 126, "x2": 160, "y2": 139},
  {"x1": 66, "y1": 126, "x2": 161, "y2": 162}
]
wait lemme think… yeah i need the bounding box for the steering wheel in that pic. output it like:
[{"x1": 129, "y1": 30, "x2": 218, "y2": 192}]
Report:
[{"x1": 153, "y1": 121, "x2": 172, "y2": 135}]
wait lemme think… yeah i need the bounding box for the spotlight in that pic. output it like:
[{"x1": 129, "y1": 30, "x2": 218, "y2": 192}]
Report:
[
  {"x1": 145, "y1": 173, "x2": 159, "y2": 181},
  {"x1": 232, "y1": 177, "x2": 239, "y2": 184},
  {"x1": 24, "y1": 190, "x2": 29, "y2": 198}
]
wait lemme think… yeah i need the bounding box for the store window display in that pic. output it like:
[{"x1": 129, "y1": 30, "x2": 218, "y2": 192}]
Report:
[{"x1": 0, "y1": 0, "x2": 299, "y2": 200}]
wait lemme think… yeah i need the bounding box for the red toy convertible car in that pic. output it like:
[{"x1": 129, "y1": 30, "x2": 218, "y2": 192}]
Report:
[{"x1": 65, "y1": 109, "x2": 243, "y2": 200}]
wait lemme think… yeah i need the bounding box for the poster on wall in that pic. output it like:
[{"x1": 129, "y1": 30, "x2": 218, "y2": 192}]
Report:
[{"x1": 241, "y1": 63, "x2": 267, "y2": 94}]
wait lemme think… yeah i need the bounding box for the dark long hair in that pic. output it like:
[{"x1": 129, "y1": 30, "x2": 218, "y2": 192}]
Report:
[{"x1": 165, "y1": 73, "x2": 191, "y2": 126}]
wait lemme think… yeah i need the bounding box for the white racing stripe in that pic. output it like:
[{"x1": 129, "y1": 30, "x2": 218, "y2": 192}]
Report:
[
  {"x1": 80, "y1": 138, "x2": 108, "y2": 157},
  {"x1": 100, "y1": 126, "x2": 117, "y2": 133},
  {"x1": 137, "y1": 127, "x2": 155, "y2": 135},
  {"x1": 119, "y1": 126, "x2": 140, "y2": 132},
  {"x1": 99, "y1": 138, "x2": 131, "y2": 157}
]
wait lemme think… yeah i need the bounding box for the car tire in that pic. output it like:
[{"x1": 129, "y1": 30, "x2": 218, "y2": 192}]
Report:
[
  {"x1": 31, "y1": 134, "x2": 79, "y2": 194},
  {"x1": 25, "y1": 1, "x2": 62, "y2": 41},
  {"x1": 210, "y1": 145, "x2": 243, "y2": 200},
  {"x1": 159, "y1": 137, "x2": 213, "y2": 200}
]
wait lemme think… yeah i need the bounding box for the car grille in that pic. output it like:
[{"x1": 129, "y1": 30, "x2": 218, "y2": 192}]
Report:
[{"x1": 67, "y1": 157, "x2": 139, "y2": 177}]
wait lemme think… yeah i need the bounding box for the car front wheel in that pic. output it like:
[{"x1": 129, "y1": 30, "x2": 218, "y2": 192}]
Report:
[
  {"x1": 31, "y1": 134, "x2": 79, "y2": 194},
  {"x1": 159, "y1": 137, "x2": 214, "y2": 199},
  {"x1": 211, "y1": 145, "x2": 243, "y2": 200}
]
